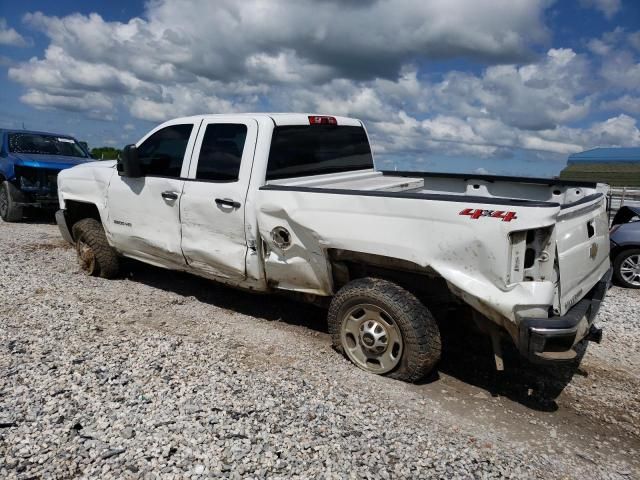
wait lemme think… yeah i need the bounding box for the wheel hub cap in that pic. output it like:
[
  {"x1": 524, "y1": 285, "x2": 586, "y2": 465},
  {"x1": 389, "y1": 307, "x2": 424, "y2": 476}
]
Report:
[
  {"x1": 359, "y1": 320, "x2": 388, "y2": 353},
  {"x1": 620, "y1": 254, "x2": 640, "y2": 286},
  {"x1": 340, "y1": 304, "x2": 403, "y2": 374}
]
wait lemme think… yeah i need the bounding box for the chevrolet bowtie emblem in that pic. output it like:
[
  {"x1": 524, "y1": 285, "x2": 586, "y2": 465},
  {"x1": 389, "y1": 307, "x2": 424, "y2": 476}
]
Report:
[{"x1": 589, "y1": 243, "x2": 599, "y2": 259}]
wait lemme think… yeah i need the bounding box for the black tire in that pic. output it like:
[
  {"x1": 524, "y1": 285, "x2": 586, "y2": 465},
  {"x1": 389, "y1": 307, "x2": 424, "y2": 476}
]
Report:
[
  {"x1": 72, "y1": 218, "x2": 120, "y2": 279},
  {"x1": 0, "y1": 181, "x2": 23, "y2": 222},
  {"x1": 613, "y1": 248, "x2": 640, "y2": 289},
  {"x1": 328, "y1": 277, "x2": 441, "y2": 382}
]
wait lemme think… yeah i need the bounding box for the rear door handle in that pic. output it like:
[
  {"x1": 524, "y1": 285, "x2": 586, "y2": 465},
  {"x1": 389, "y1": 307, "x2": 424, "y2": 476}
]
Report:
[
  {"x1": 161, "y1": 191, "x2": 179, "y2": 200},
  {"x1": 215, "y1": 198, "x2": 241, "y2": 208}
]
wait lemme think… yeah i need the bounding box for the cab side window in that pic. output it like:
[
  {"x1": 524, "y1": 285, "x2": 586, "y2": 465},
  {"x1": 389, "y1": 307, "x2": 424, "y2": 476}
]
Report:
[
  {"x1": 137, "y1": 124, "x2": 193, "y2": 177},
  {"x1": 196, "y1": 124, "x2": 247, "y2": 182}
]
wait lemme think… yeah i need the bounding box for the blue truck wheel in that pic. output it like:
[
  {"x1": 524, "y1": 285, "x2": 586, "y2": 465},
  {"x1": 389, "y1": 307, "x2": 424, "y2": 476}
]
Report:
[{"x1": 0, "y1": 181, "x2": 23, "y2": 222}]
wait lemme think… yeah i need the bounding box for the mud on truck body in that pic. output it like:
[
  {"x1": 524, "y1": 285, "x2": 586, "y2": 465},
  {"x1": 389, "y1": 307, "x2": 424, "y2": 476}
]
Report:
[
  {"x1": 55, "y1": 114, "x2": 611, "y2": 382},
  {"x1": 0, "y1": 129, "x2": 91, "y2": 222}
]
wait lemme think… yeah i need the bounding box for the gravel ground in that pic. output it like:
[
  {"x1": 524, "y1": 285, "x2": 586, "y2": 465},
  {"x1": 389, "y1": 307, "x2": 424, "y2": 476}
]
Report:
[{"x1": 1, "y1": 220, "x2": 639, "y2": 479}]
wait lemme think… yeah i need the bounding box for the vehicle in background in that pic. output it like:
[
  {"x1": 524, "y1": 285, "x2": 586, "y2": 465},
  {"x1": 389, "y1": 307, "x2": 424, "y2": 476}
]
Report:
[
  {"x1": 0, "y1": 129, "x2": 91, "y2": 222},
  {"x1": 55, "y1": 114, "x2": 611, "y2": 382},
  {"x1": 610, "y1": 206, "x2": 640, "y2": 288}
]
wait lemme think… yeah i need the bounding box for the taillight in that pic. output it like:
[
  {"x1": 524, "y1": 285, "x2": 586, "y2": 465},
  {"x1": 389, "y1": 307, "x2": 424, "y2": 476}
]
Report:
[
  {"x1": 508, "y1": 227, "x2": 555, "y2": 284},
  {"x1": 308, "y1": 115, "x2": 337, "y2": 125}
]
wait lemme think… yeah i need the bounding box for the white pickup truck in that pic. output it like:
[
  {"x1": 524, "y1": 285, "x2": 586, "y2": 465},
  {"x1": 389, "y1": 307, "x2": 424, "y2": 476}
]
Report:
[{"x1": 56, "y1": 113, "x2": 611, "y2": 382}]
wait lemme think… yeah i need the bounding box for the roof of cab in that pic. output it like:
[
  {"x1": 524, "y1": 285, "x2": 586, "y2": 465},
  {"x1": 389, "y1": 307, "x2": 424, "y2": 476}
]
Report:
[{"x1": 159, "y1": 113, "x2": 363, "y2": 127}]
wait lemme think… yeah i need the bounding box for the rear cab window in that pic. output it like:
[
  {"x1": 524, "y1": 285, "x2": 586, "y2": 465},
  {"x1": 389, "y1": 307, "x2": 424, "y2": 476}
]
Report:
[
  {"x1": 195, "y1": 124, "x2": 247, "y2": 182},
  {"x1": 266, "y1": 125, "x2": 373, "y2": 180}
]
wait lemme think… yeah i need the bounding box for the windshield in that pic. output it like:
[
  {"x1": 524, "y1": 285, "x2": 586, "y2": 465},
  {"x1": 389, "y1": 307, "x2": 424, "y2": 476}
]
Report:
[
  {"x1": 267, "y1": 125, "x2": 373, "y2": 180},
  {"x1": 8, "y1": 133, "x2": 88, "y2": 158}
]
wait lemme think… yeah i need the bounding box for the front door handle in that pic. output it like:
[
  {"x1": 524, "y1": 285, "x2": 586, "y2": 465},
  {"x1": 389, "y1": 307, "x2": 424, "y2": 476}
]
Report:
[
  {"x1": 215, "y1": 198, "x2": 241, "y2": 208},
  {"x1": 161, "y1": 191, "x2": 179, "y2": 200}
]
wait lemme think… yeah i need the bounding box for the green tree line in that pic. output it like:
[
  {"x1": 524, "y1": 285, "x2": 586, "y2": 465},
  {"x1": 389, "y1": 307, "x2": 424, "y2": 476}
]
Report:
[{"x1": 90, "y1": 147, "x2": 121, "y2": 160}]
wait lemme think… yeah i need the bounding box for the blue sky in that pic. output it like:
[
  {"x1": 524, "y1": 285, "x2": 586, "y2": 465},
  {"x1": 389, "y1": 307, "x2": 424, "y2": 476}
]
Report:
[{"x1": 1, "y1": 0, "x2": 639, "y2": 177}]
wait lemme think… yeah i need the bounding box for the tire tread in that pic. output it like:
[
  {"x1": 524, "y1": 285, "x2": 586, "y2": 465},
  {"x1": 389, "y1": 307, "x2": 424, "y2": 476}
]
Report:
[
  {"x1": 0, "y1": 181, "x2": 23, "y2": 222},
  {"x1": 72, "y1": 218, "x2": 119, "y2": 279},
  {"x1": 328, "y1": 277, "x2": 441, "y2": 382}
]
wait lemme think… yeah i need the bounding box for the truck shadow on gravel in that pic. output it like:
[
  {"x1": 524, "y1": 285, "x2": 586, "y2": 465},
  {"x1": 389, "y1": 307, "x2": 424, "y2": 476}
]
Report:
[
  {"x1": 11, "y1": 209, "x2": 57, "y2": 225},
  {"x1": 122, "y1": 259, "x2": 328, "y2": 333},
  {"x1": 431, "y1": 313, "x2": 588, "y2": 412},
  {"x1": 123, "y1": 259, "x2": 583, "y2": 413}
]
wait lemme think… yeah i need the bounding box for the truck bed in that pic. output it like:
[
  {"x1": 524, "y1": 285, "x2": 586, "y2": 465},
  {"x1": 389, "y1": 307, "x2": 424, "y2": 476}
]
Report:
[{"x1": 264, "y1": 169, "x2": 604, "y2": 208}]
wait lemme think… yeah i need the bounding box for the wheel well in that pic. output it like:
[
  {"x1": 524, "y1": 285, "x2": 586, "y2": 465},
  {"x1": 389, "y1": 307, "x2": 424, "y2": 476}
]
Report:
[
  {"x1": 65, "y1": 201, "x2": 101, "y2": 235},
  {"x1": 611, "y1": 244, "x2": 640, "y2": 261},
  {"x1": 328, "y1": 249, "x2": 452, "y2": 304}
]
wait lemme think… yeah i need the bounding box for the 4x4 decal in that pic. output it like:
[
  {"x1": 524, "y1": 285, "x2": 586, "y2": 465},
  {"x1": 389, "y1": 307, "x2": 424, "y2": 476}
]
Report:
[{"x1": 459, "y1": 208, "x2": 517, "y2": 222}]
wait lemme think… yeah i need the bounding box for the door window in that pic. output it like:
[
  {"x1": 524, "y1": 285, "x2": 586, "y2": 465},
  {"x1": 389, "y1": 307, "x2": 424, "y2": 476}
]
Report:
[
  {"x1": 196, "y1": 124, "x2": 247, "y2": 181},
  {"x1": 137, "y1": 124, "x2": 193, "y2": 177}
]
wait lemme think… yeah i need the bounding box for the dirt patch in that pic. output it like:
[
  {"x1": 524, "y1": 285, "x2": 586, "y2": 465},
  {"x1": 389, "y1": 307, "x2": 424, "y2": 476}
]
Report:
[{"x1": 21, "y1": 240, "x2": 73, "y2": 252}]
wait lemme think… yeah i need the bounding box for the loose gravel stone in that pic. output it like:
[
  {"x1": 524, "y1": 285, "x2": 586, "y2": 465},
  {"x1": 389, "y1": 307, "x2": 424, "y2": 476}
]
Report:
[{"x1": 0, "y1": 219, "x2": 638, "y2": 479}]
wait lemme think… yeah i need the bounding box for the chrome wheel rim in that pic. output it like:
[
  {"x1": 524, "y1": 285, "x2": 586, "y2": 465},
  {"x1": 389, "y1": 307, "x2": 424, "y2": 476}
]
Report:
[
  {"x1": 620, "y1": 254, "x2": 640, "y2": 287},
  {"x1": 340, "y1": 304, "x2": 403, "y2": 374},
  {"x1": 77, "y1": 238, "x2": 96, "y2": 274}
]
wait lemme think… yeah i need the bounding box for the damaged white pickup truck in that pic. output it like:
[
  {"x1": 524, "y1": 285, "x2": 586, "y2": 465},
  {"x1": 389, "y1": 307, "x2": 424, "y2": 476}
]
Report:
[{"x1": 56, "y1": 114, "x2": 611, "y2": 382}]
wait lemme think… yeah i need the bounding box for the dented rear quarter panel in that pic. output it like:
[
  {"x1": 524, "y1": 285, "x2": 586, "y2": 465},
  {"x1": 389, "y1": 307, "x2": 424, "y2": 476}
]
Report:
[{"x1": 255, "y1": 187, "x2": 563, "y2": 328}]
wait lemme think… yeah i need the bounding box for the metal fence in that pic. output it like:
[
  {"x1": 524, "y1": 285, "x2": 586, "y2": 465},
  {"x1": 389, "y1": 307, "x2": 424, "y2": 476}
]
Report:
[{"x1": 607, "y1": 186, "x2": 640, "y2": 222}]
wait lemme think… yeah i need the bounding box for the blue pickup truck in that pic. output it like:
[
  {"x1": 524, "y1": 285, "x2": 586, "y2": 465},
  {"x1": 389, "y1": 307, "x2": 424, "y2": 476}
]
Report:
[{"x1": 0, "y1": 129, "x2": 92, "y2": 222}]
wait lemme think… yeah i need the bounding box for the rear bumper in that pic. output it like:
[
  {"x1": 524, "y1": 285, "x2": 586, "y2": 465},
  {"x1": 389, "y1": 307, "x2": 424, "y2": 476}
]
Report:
[
  {"x1": 517, "y1": 267, "x2": 612, "y2": 363},
  {"x1": 55, "y1": 209, "x2": 74, "y2": 244}
]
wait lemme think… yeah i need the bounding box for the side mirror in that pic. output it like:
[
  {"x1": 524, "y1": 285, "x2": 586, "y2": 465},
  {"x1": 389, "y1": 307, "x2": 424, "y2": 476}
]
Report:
[{"x1": 118, "y1": 144, "x2": 143, "y2": 177}]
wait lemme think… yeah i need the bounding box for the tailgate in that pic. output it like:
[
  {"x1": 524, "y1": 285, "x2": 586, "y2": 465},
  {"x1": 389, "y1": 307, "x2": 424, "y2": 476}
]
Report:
[{"x1": 556, "y1": 194, "x2": 610, "y2": 315}]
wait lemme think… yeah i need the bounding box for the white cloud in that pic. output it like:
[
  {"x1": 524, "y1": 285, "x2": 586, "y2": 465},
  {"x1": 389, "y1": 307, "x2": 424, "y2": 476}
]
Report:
[
  {"x1": 579, "y1": 0, "x2": 621, "y2": 19},
  {"x1": 5, "y1": 1, "x2": 640, "y2": 171},
  {"x1": 629, "y1": 31, "x2": 640, "y2": 51},
  {"x1": 20, "y1": 0, "x2": 549, "y2": 86},
  {"x1": 586, "y1": 29, "x2": 640, "y2": 90},
  {"x1": 601, "y1": 95, "x2": 640, "y2": 114},
  {"x1": 428, "y1": 48, "x2": 593, "y2": 131},
  {"x1": 0, "y1": 18, "x2": 30, "y2": 47},
  {"x1": 586, "y1": 114, "x2": 640, "y2": 146},
  {"x1": 20, "y1": 90, "x2": 113, "y2": 113}
]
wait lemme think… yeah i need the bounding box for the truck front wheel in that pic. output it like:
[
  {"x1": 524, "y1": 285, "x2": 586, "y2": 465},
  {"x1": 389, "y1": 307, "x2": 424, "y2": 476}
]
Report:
[
  {"x1": 71, "y1": 218, "x2": 120, "y2": 279},
  {"x1": 0, "y1": 181, "x2": 24, "y2": 222},
  {"x1": 328, "y1": 277, "x2": 441, "y2": 382}
]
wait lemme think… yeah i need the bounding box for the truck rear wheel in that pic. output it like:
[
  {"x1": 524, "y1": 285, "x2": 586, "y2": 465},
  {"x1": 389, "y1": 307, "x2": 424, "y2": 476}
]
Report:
[
  {"x1": 328, "y1": 277, "x2": 441, "y2": 382},
  {"x1": 72, "y1": 218, "x2": 120, "y2": 279},
  {"x1": 0, "y1": 181, "x2": 23, "y2": 222}
]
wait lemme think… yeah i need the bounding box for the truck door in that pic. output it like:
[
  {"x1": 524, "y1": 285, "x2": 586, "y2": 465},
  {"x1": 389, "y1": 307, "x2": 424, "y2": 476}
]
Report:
[
  {"x1": 106, "y1": 120, "x2": 200, "y2": 266},
  {"x1": 180, "y1": 117, "x2": 258, "y2": 279}
]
